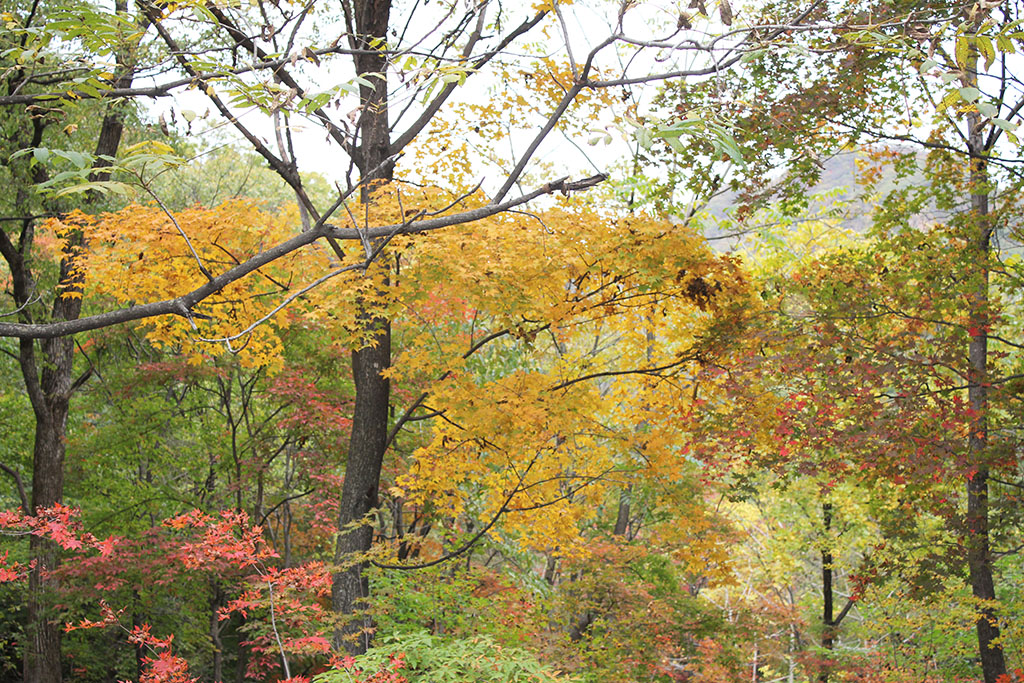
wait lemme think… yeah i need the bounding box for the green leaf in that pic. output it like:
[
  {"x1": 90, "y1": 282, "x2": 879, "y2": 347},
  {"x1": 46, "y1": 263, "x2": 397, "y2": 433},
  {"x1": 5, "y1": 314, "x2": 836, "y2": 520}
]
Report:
[
  {"x1": 977, "y1": 101, "x2": 998, "y2": 118},
  {"x1": 958, "y1": 86, "x2": 980, "y2": 102},
  {"x1": 45, "y1": 170, "x2": 85, "y2": 185},
  {"x1": 60, "y1": 150, "x2": 89, "y2": 169},
  {"x1": 741, "y1": 49, "x2": 766, "y2": 63},
  {"x1": 667, "y1": 136, "x2": 689, "y2": 153},
  {"x1": 422, "y1": 78, "x2": 438, "y2": 104},
  {"x1": 52, "y1": 180, "x2": 134, "y2": 197},
  {"x1": 716, "y1": 134, "x2": 747, "y2": 167},
  {"x1": 635, "y1": 126, "x2": 653, "y2": 150},
  {"x1": 32, "y1": 147, "x2": 50, "y2": 164},
  {"x1": 991, "y1": 117, "x2": 1019, "y2": 131}
]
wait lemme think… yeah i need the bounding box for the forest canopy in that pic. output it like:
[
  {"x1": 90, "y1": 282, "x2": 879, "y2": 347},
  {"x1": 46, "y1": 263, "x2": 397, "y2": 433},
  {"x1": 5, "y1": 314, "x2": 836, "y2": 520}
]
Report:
[{"x1": 1, "y1": 0, "x2": 1023, "y2": 682}]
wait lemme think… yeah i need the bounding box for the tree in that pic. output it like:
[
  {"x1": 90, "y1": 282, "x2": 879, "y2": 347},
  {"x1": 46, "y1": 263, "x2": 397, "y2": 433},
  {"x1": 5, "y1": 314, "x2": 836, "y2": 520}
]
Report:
[
  {"x1": 0, "y1": 1, "x2": 155, "y2": 677},
  {"x1": 639, "y1": 0, "x2": 1024, "y2": 678},
  {"x1": 1, "y1": 0, "x2": 824, "y2": 674}
]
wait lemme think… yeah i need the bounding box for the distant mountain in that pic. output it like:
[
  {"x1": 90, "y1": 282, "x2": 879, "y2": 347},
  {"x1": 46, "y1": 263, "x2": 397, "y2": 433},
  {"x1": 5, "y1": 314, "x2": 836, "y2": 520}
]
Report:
[{"x1": 698, "y1": 150, "x2": 928, "y2": 248}]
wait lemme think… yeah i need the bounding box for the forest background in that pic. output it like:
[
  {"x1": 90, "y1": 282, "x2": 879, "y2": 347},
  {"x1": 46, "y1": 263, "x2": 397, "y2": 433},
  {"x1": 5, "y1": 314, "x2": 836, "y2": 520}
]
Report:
[{"x1": 1, "y1": 0, "x2": 1023, "y2": 682}]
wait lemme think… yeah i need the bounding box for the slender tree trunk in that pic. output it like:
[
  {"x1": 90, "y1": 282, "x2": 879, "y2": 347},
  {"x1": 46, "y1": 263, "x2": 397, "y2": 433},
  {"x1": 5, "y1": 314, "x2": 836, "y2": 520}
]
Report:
[
  {"x1": 210, "y1": 579, "x2": 225, "y2": 682},
  {"x1": 132, "y1": 591, "x2": 145, "y2": 682},
  {"x1": 613, "y1": 486, "x2": 631, "y2": 538},
  {"x1": 964, "y1": 94, "x2": 1006, "y2": 682},
  {"x1": 232, "y1": 617, "x2": 249, "y2": 683},
  {"x1": 24, "y1": 422, "x2": 67, "y2": 683},
  {"x1": 22, "y1": 213, "x2": 85, "y2": 683},
  {"x1": 332, "y1": 322, "x2": 391, "y2": 652},
  {"x1": 818, "y1": 501, "x2": 833, "y2": 683},
  {"x1": 331, "y1": 0, "x2": 393, "y2": 655}
]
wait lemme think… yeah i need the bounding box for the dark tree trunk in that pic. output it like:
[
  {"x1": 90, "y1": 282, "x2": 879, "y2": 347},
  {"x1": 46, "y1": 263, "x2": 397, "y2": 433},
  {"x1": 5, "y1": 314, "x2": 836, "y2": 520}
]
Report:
[
  {"x1": 2, "y1": 159, "x2": 79, "y2": 683},
  {"x1": 22, "y1": 329, "x2": 77, "y2": 683},
  {"x1": 11, "y1": 47, "x2": 138, "y2": 682},
  {"x1": 815, "y1": 501, "x2": 859, "y2": 683},
  {"x1": 210, "y1": 579, "x2": 225, "y2": 682},
  {"x1": 818, "y1": 501, "x2": 834, "y2": 683},
  {"x1": 331, "y1": 322, "x2": 391, "y2": 653},
  {"x1": 964, "y1": 94, "x2": 1006, "y2": 683},
  {"x1": 132, "y1": 592, "x2": 145, "y2": 682},
  {"x1": 331, "y1": 0, "x2": 394, "y2": 655},
  {"x1": 613, "y1": 486, "x2": 631, "y2": 538}
]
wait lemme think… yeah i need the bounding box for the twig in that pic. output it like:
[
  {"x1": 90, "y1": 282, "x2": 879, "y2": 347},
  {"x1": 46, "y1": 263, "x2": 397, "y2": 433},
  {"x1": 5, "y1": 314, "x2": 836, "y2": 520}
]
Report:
[
  {"x1": 372, "y1": 459, "x2": 535, "y2": 570},
  {"x1": 0, "y1": 292, "x2": 42, "y2": 318},
  {"x1": 0, "y1": 463, "x2": 29, "y2": 511},
  {"x1": 266, "y1": 580, "x2": 291, "y2": 680},
  {"x1": 198, "y1": 219, "x2": 409, "y2": 345},
  {"x1": 196, "y1": 262, "x2": 361, "y2": 344},
  {"x1": 141, "y1": 184, "x2": 214, "y2": 281}
]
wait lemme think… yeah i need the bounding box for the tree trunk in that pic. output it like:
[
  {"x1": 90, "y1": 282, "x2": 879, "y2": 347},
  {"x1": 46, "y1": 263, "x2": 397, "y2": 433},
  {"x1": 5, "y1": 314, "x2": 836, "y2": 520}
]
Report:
[
  {"x1": 21, "y1": 206, "x2": 88, "y2": 683},
  {"x1": 15, "y1": 59, "x2": 137, "y2": 683},
  {"x1": 210, "y1": 579, "x2": 225, "y2": 682},
  {"x1": 331, "y1": 0, "x2": 393, "y2": 655},
  {"x1": 964, "y1": 95, "x2": 1006, "y2": 682},
  {"x1": 132, "y1": 592, "x2": 145, "y2": 682},
  {"x1": 24, "y1": 426, "x2": 66, "y2": 683},
  {"x1": 818, "y1": 501, "x2": 833, "y2": 683},
  {"x1": 331, "y1": 322, "x2": 391, "y2": 653},
  {"x1": 613, "y1": 486, "x2": 631, "y2": 538}
]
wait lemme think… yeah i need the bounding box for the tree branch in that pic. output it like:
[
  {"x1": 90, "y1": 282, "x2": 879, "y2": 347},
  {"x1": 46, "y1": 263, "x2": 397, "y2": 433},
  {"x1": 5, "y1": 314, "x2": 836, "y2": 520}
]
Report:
[
  {"x1": 389, "y1": 9, "x2": 547, "y2": 155},
  {"x1": 371, "y1": 458, "x2": 535, "y2": 570},
  {"x1": 0, "y1": 176, "x2": 592, "y2": 339},
  {"x1": 0, "y1": 464, "x2": 29, "y2": 511}
]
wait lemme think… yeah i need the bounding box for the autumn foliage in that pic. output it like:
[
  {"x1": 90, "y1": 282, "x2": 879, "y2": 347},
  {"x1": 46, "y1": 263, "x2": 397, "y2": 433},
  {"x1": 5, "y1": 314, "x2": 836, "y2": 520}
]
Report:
[{"x1": 2, "y1": 0, "x2": 1024, "y2": 681}]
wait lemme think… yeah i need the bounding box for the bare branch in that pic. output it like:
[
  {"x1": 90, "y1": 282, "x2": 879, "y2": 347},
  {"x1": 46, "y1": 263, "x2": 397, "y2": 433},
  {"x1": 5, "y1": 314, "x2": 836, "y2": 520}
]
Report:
[
  {"x1": 371, "y1": 459, "x2": 535, "y2": 570},
  {"x1": 0, "y1": 464, "x2": 29, "y2": 511},
  {"x1": 140, "y1": 184, "x2": 215, "y2": 281},
  {"x1": 198, "y1": 215, "x2": 411, "y2": 345},
  {"x1": 390, "y1": 10, "x2": 548, "y2": 155},
  {"x1": 142, "y1": 3, "x2": 322, "y2": 220}
]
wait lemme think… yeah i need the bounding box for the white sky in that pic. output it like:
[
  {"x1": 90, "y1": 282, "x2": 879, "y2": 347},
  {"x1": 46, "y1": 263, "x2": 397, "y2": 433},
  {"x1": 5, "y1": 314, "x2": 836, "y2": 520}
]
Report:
[{"x1": 144, "y1": 0, "x2": 738, "y2": 196}]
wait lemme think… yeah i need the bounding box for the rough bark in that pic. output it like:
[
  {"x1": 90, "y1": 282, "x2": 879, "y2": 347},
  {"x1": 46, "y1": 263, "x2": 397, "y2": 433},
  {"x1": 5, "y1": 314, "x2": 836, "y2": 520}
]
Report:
[
  {"x1": 23, "y1": 293, "x2": 81, "y2": 683},
  {"x1": 613, "y1": 487, "x2": 631, "y2": 538},
  {"x1": 965, "y1": 97, "x2": 1006, "y2": 682},
  {"x1": 331, "y1": 321, "x2": 391, "y2": 653},
  {"x1": 210, "y1": 580, "x2": 225, "y2": 682},
  {"x1": 13, "y1": 37, "x2": 139, "y2": 681},
  {"x1": 331, "y1": 0, "x2": 393, "y2": 655},
  {"x1": 819, "y1": 502, "x2": 833, "y2": 683}
]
